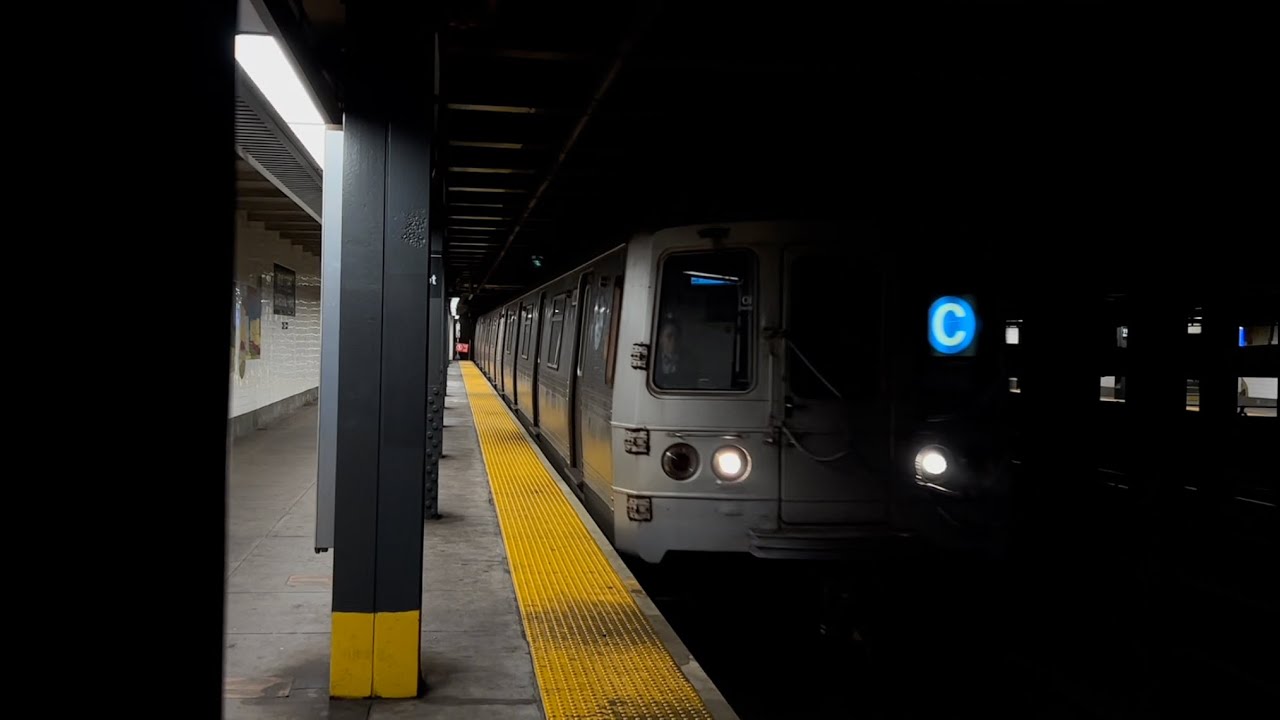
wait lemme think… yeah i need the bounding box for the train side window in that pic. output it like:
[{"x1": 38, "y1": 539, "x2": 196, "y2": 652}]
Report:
[
  {"x1": 546, "y1": 294, "x2": 566, "y2": 369},
  {"x1": 1005, "y1": 322, "x2": 1021, "y2": 344},
  {"x1": 1239, "y1": 322, "x2": 1278, "y2": 347},
  {"x1": 577, "y1": 281, "x2": 593, "y2": 377},
  {"x1": 653, "y1": 249, "x2": 755, "y2": 392},
  {"x1": 1238, "y1": 377, "x2": 1277, "y2": 417},
  {"x1": 605, "y1": 277, "x2": 624, "y2": 387},
  {"x1": 520, "y1": 304, "x2": 533, "y2": 360},
  {"x1": 1100, "y1": 376, "x2": 1125, "y2": 402},
  {"x1": 506, "y1": 311, "x2": 516, "y2": 354}
]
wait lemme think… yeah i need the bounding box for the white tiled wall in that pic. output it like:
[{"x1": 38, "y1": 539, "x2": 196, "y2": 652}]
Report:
[{"x1": 230, "y1": 210, "x2": 321, "y2": 418}]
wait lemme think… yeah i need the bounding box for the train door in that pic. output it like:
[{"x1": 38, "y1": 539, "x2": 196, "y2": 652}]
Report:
[
  {"x1": 484, "y1": 318, "x2": 492, "y2": 373},
  {"x1": 778, "y1": 246, "x2": 888, "y2": 525},
  {"x1": 531, "y1": 291, "x2": 546, "y2": 425},
  {"x1": 496, "y1": 314, "x2": 507, "y2": 392},
  {"x1": 514, "y1": 303, "x2": 527, "y2": 409},
  {"x1": 491, "y1": 316, "x2": 500, "y2": 376},
  {"x1": 504, "y1": 306, "x2": 518, "y2": 399},
  {"x1": 575, "y1": 271, "x2": 621, "y2": 515},
  {"x1": 571, "y1": 273, "x2": 594, "y2": 470}
]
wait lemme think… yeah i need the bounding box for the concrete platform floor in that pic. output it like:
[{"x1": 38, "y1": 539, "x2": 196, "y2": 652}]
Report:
[{"x1": 223, "y1": 366, "x2": 541, "y2": 719}]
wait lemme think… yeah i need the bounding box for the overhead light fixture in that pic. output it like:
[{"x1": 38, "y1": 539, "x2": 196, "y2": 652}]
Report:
[{"x1": 234, "y1": 34, "x2": 327, "y2": 169}]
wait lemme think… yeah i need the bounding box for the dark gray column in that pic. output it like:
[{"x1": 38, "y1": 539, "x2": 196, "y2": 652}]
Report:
[{"x1": 329, "y1": 0, "x2": 434, "y2": 699}]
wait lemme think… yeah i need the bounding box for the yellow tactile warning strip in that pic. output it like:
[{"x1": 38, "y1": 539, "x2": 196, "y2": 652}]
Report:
[{"x1": 462, "y1": 361, "x2": 713, "y2": 720}]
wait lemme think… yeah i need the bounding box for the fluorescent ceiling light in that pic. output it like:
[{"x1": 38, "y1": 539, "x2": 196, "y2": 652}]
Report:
[{"x1": 235, "y1": 34, "x2": 327, "y2": 170}]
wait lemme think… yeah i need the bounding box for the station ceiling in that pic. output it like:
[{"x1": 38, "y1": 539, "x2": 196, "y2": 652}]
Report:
[{"x1": 251, "y1": 1, "x2": 1274, "y2": 314}]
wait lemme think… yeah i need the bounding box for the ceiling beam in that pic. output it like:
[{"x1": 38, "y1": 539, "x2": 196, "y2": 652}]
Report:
[
  {"x1": 237, "y1": 187, "x2": 292, "y2": 199},
  {"x1": 447, "y1": 186, "x2": 528, "y2": 194},
  {"x1": 449, "y1": 140, "x2": 525, "y2": 150},
  {"x1": 265, "y1": 221, "x2": 322, "y2": 231},
  {"x1": 446, "y1": 103, "x2": 546, "y2": 114},
  {"x1": 238, "y1": 196, "x2": 307, "y2": 210},
  {"x1": 445, "y1": 47, "x2": 592, "y2": 63},
  {"x1": 472, "y1": 5, "x2": 653, "y2": 299},
  {"x1": 235, "y1": 180, "x2": 280, "y2": 192},
  {"x1": 447, "y1": 167, "x2": 536, "y2": 174},
  {"x1": 247, "y1": 210, "x2": 314, "y2": 222}
]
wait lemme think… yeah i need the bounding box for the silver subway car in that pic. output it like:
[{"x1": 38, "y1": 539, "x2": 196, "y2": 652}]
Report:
[{"x1": 473, "y1": 221, "x2": 1008, "y2": 562}]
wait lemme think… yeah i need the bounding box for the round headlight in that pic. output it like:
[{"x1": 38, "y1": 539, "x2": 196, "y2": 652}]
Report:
[
  {"x1": 712, "y1": 446, "x2": 750, "y2": 482},
  {"x1": 661, "y1": 443, "x2": 699, "y2": 480},
  {"x1": 914, "y1": 445, "x2": 950, "y2": 481}
]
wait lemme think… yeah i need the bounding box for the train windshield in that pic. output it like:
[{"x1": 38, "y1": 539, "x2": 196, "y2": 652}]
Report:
[{"x1": 653, "y1": 249, "x2": 756, "y2": 391}]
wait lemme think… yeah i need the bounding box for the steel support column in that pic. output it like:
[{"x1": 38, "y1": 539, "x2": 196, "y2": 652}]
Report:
[
  {"x1": 425, "y1": 228, "x2": 445, "y2": 517},
  {"x1": 330, "y1": 1, "x2": 435, "y2": 700},
  {"x1": 315, "y1": 126, "x2": 344, "y2": 551}
]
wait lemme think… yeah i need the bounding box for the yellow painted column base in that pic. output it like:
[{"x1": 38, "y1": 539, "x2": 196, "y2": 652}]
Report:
[
  {"x1": 373, "y1": 610, "x2": 421, "y2": 698},
  {"x1": 330, "y1": 612, "x2": 374, "y2": 698},
  {"x1": 330, "y1": 610, "x2": 421, "y2": 699}
]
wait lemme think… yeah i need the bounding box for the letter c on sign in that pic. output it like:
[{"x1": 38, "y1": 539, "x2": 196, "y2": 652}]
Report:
[{"x1": 928, "y1": 296, "x2": 977, "y2": 355}]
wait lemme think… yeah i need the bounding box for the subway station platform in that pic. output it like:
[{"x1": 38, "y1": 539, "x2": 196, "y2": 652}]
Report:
[{"x1": 223, "y1": 363, "x2": 734, "y2": 719}]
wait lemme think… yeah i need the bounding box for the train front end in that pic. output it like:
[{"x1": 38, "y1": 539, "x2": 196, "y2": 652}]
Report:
[
  {"x1": 608, "y1": 222, "x2": 1013, "y2": 563},
  {"x1": 609, "y1": 224, "x2": 787, "y2": 563}
]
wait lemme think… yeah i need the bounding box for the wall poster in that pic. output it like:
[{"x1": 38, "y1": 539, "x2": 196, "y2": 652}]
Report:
[{"x1": 245, "y1": 280, "x2": 262, "y2": 359}]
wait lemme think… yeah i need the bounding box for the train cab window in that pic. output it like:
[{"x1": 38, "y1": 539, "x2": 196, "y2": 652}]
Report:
[
  {"x1": 653, "y1": 250, "x2": 755, "y2": 391},
  {"x1": 546, "y1": 294, "x2": 566, "y2": 369}
]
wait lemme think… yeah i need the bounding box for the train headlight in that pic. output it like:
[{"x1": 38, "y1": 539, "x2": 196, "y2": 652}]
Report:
[
  {"x1": 712, "y1": 446, "x2": 750, "y2": 482},
  {"x1": 661, "y1": 443, "x2": 699, "y2": 481},
  {"x1": 914, "y1": 445, "x2": 950, "y2": 482}
]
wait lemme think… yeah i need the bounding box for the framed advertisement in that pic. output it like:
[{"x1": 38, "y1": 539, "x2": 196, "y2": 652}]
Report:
[{"x1": 274, "y1": 264, "x2": 296, "y2": 317}]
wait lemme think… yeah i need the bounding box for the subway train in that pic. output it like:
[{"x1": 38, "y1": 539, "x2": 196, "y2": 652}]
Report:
[{"x1": 473, "y1": 222, "x2": 1013, "y2": 562}]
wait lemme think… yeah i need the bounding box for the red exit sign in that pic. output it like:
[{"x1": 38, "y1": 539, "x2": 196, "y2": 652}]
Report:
[{"x1": 456, "y1": 342, "x2": 470, "y2": 354}]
